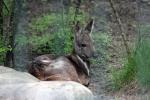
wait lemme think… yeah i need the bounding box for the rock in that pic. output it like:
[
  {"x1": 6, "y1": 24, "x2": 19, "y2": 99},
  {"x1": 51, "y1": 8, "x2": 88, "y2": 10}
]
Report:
[
  {"x1": 0, "y1": 66, "x2": 40, "y2": 84},
  {"x1": 0, "y1": 81, "x2": 93, "y2": 100},
  {"x1": 0, "y1": 71, "x2": 40, "y2": 84},
  {"x1": 0, "y1": 66, "x2": 93, "y2": 100},
  {"x1": 0, "y1": 66, "x2": 16, "y2": 73}
]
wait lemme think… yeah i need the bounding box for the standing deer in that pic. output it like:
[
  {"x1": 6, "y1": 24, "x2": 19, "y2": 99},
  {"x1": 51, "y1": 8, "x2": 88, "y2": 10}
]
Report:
[{"x1": 28, "y1": 19, "x2": 95, "y2": 86}]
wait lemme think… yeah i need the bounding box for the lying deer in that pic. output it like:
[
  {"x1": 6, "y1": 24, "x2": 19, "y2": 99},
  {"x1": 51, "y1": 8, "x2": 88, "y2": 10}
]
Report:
[{"x1": 28, "y1": 19, "x2": 95, "y2": 86}]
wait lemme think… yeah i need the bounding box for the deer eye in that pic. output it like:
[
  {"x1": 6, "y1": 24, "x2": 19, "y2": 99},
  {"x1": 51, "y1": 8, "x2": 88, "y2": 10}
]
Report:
[{"x1": 81, "y1": 44, "x2": 87, "y2": 47}]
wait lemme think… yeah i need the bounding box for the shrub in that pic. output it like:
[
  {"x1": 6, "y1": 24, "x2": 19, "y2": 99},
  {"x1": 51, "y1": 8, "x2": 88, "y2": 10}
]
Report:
[
  {"x1": 0, "y1": 0, "x2": 13, "y2": 64},
  {"x1": 3, "y1": 0, "x2": 12, "y2": 16},
  {"x1": 0, "y1": 37, "x2": 11, "y2": 64},
  {"x1": 135, "y1": 39, "x2": 150, "y2": 87},
  {"x1": 28, "y1": 7, "x2": 88, "y2": 56},
  {"x1": 112, "y1": 38, "x2": 150, "y2": 90},
  {"x1": 112, "y1": 55, "x2": 136, "y2": 90},
  {"x1": 91, "y1": 32, "x2": 111, "y2": 65}
]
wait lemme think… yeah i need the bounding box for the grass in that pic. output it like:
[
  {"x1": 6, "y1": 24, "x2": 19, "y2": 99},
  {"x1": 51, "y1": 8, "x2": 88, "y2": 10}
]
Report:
[
  {"x1": 112, "y1": 38, "x2": 150, "y2": 90},
  {"x1": 91, "y1": 32, "x2": 111, "y2": 65},
  {"x1": 29, "y1": 13, "x2": 57, "y2": 33},
  {"x1": 135, "y1": 39, "x2": 150, "y2": 88},
  {"x1": 112, "y1": 55, "x2": 136, "y2": 90},
  {"x1": 28, "y1": 5, "x2": 89, "y2": 55}
]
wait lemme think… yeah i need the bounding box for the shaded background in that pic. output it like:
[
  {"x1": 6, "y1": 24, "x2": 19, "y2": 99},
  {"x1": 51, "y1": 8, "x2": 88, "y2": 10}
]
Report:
[{"x1": 1, "y1": 0, "x2": 150, "y2": 97}]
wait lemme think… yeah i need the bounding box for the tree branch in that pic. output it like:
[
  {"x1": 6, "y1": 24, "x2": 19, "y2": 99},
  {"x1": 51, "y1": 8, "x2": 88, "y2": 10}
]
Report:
[
  {"x1": 2, "y1": 0, "x2": 9, "y2": 14},
  {"x1": 73, "y1": 0, "x2": 81, "y2": 22},
  {"x1": 108, "y1": 0, "x2": 131, "y2": 55}
]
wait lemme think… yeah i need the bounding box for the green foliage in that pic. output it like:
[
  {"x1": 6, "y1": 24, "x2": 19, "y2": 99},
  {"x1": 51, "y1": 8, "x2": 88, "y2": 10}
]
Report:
[
  {"x1": 111, "y1": 24, "x2": 150, "y2": 90},
  {"x1": 112, "y1": 55, "x2": 136, "y2": 90},
  {"x1": 28, "y1": 7, "x2": 88, "y2": 55},
  {"x1": 0, "y1": 46, "x2": 6, "y2": 64},
  {"x1": 3, "y1": 0, "x2": 12, "y2": 16},
  {"x1": 91, "y1": 32, "x2": 111, "y2": 65},
  {"x1": 112, "y1": 38, "x2": 150, "y2": 90},
  {"x1": 0, "y1": 36, "x2": 11, "y2": 64},
  {"x1": 135, "y1": 39, "x2": 150, "y2": 87},
  {"x1": 0, "y1": 0, "x2": 13, "y2": 64},
  {"x1": 29, "y1": 34, "x2": 53, "y2": 54},
  {"x1": 139, "y1": 24, "x2": 150, "y2": 35},
  {"x1": 29, "y1": 14, "x2": 57, "y2": 33}
]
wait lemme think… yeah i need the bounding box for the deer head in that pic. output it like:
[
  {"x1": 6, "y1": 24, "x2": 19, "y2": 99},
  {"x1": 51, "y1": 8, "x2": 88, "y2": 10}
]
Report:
[{"x1": 74, "y1": 19, "x2": 95, "y2": 59}]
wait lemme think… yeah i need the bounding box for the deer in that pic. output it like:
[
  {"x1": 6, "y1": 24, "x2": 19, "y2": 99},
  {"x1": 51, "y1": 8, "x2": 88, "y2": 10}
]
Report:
[{"x1": 27, "y1": 19, "x2": 95, "y2": 86}]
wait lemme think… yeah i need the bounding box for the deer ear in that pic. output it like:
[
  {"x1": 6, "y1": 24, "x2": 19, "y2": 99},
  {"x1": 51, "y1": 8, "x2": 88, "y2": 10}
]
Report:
[
  {"x1": 85, "y1": 19, "x2": 94, "y2": 33},
  {"x1": 75, "y1": 21, "x2": 81, "y2": 33}
]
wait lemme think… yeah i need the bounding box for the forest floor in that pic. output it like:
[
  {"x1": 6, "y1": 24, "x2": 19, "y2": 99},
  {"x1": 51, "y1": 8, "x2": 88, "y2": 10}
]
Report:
[
  {"x1": 89, "y1": 34, "x2": 150, "y2": 100},
  {"x1": 89, "y1": 48, "x2": 150, "y2": 100},
  {"x1": 88, "y1": 0, "x2": 150, "y2": 99},
  {"x1": 26, "y1": 0, "x2": 150, "y2": 99},
  {"x1": 90, "y1": 64, "x2": 115, "y2": 100}
]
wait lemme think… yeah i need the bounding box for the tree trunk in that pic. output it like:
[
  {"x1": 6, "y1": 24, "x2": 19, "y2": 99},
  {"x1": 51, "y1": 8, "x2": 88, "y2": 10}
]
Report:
[
  {"x1": 4, "y1": 0, "x2": 15, "y2": 67},
  {"x1": 0, "y1": 0, "x2": 3, "y2": 36},
  {"x1": 12, "y1": 0, "x2": 29, "y2": 71}
]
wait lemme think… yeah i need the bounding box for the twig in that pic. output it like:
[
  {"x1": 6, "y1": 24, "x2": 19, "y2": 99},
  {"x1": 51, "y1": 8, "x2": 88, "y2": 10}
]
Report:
[
  {"x1": 73, "y1": 0, "x2": 81, "y2": 22},
  {"x1": 2, "y1": 0, "x2": 9, "y2": 14},
  {"x1": 108, "y1": 0, "x2": 131, "y2": 55}
]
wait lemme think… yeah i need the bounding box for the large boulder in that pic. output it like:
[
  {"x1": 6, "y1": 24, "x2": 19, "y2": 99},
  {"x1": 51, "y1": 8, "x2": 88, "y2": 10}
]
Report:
[
  {"x1": 0, "y1": 66, "x2": 93, "y2": 100},
  {"x1": 0, "y1": 66, "x2": 16, "y2": 73},
  {"x1": 0, "y1": 66, "x2": 40, "y2": 84},
  {"x1": 0, "y1": 81, "x2": 93, "y2": 100}
]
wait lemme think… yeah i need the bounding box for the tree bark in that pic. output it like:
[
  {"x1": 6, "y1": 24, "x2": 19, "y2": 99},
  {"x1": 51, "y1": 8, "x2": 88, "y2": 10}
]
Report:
[
  {"x1": 0, "y1": 0, "x2": 3, "y2": 36},
  {"x1": 4, "y1": 0, "x2": 15, "y2": 67},
  {"x1": 12, "y1": 0, "x2": 29, "y2": 71}
]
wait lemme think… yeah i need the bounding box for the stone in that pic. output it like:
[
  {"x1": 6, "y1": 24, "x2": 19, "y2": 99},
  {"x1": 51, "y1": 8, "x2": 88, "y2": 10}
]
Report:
[{"x1": 0, "y1": 66, "x2": 93, "y2": 100}]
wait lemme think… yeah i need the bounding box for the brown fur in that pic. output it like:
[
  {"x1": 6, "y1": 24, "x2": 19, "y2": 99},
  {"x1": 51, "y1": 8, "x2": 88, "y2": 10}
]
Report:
[{"x1": 28, "y1": 19, "x2": 94, "y2": 86}]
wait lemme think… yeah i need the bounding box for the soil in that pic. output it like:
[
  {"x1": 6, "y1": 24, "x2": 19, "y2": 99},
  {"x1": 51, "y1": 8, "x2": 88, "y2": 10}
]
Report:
[{"x1": 26, "y1": 0, "x2": 150, "y2": 99}]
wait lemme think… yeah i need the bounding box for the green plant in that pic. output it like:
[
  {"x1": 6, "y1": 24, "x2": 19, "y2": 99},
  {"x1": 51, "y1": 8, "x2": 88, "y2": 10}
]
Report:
[
  {"x1": 0, "y1": 0, "x2": 14, "y2": 64},
  {"x1": 29, "y1": 34, "x2": 53, "y2": 54},
  {"x1": 3, "y1": 0, "x2": 13, "y2": 16},
  {"x1": 0, "y1": 36, "x2": 12, "y2": 64},
  {"x1": 29, "y1": 13, "x2": 57, "y2": 33},
  {"x1": 112, "y1": 38, "x2": 150, "y2": 90},
  {"x1": 28, "y1": 6, "x2": 88, "y2": 56},
  {"x1": 111, "y1": 55, "x2": 136, "y2": 90},
  {"x1": 135, "y1": 39, "x2": 150, "y2": 87},
  {"x1": 91, "y1": 32, "x2": 111, "y2": 65},
  {"x1": 139, "y1": 24, "x2": 150, "y2": 35}
]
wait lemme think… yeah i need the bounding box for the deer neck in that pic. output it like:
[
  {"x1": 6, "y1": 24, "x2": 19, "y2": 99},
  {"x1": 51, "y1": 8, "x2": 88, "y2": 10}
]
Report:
[{"x1": 67, "y1": 54, "x2": 90, "y2": 76}]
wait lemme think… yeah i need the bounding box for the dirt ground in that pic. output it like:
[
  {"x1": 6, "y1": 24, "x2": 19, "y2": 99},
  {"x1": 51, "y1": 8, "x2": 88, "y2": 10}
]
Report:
[{"x1": 27, "y1": 0, "x2": 150, "y2": 99}]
